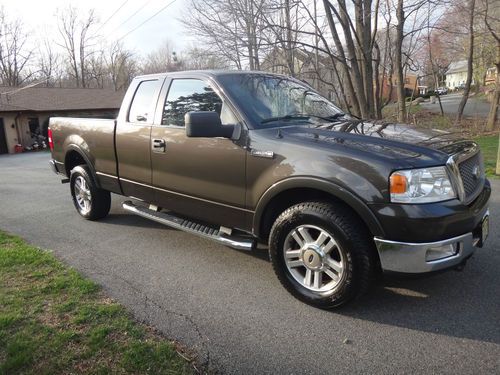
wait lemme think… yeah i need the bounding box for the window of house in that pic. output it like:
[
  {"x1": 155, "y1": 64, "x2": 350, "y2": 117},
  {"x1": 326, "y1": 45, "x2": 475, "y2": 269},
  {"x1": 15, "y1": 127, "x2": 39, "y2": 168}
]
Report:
[
  {"x1": 28, "y1": 117, "x2": 40, "y2": 135},
  {"x1": 162, "y1": 79, "x2": 237, "y2": 126},
  {"x1": 128, "y1": 79, "x2": 162, "y2": 123}
]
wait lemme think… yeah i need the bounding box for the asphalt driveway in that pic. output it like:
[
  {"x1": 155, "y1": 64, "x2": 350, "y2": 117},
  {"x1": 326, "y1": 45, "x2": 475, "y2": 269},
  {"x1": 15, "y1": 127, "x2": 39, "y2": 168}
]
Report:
[
  {"x1": 420, "y1": 92, "x2": 497, "y2": 117},
  {"x1": 1, "y1": 152, "x2": 499, "y2": 374}
]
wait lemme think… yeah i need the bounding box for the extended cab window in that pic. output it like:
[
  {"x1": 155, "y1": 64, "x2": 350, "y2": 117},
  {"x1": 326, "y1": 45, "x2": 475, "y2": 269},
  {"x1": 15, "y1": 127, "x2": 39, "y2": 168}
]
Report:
[
  {"x1": 162, "y1": 79, "x2": 237, "y2": 126},
  {"x1": 128, "y1": 79, "x2": 161, "y2": 124}
]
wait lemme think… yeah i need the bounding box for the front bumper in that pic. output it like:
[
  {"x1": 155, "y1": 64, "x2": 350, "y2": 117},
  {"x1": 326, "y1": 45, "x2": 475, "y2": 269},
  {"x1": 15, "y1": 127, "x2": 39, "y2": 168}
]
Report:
[{"x1": 374, "y1": 232, "x2": 478, "y2": 273}]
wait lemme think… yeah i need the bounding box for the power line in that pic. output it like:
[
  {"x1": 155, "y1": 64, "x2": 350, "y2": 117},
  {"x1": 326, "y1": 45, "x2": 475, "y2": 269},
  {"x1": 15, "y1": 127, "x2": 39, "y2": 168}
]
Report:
[
  {"x1": 96, "y1": 0, "x2": 130, "y2": 33},
  {"x1": 116, "y1": 0, "x2": 177, "y2": 42},
  {"x1": 109, "y1": 0, "x2": 155, "y2": 35}
]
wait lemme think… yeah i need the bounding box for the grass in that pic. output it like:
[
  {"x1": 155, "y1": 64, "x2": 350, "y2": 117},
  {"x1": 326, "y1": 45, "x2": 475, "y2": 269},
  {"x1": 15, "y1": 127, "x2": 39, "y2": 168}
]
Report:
[
  {"x1": 0, "y1": 231, "x2": 194, "y2": 375},
  {"x1": 475, "y1": 134, "x2": 499, "y2": 178}
]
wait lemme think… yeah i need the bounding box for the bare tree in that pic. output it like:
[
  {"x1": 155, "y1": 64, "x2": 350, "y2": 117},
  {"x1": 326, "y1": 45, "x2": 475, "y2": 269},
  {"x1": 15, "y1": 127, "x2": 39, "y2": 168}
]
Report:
[
  {"x1": 456, "y1": 0, "x2": 476, "y2": 123},
  {"x1": 482, "y1": 0, "x2": 499, "y2": 133},
  {"x1": 56, "y1": 6, "x2": 99, "y2": 88},
  {"x1": 141, "y1": 39, "x2": 181, "y2": 74},
  {"x1": 0, "y1": 10, "x2": 35, "y2": 86},
  {"x1": 105, "y1": 41, "x2": 138, "y2": 91},
  {"x1": 36, "y1": 39, "x2": 62, "y2": 87}
]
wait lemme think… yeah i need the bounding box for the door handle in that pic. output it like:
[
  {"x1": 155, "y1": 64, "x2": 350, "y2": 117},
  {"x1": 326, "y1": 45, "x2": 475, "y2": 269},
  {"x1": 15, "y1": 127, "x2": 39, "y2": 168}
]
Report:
[{"x1": 152, "y1": 139, "x2": 166, "y2": 152}]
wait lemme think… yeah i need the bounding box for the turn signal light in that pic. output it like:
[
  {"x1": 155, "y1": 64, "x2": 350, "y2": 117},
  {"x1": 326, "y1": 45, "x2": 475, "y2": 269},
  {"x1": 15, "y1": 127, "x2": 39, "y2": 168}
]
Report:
[{"x1": 390, "y1": 173, "x2": 407, "y2": 194}]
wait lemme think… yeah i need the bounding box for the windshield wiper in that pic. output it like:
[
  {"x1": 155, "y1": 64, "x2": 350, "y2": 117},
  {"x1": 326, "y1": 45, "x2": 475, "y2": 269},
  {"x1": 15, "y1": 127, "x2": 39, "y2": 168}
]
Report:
[
  {"x1": 260, "y1": 112, "x2": 346, "y2": 125},
  {"x1": 260, "y1": 114, "x2": 310, "y2": 124}
]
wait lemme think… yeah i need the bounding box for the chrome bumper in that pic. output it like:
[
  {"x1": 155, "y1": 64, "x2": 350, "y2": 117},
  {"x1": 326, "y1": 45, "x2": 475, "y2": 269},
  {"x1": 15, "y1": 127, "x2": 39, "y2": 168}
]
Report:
[{"x1": 374, "y1": 233, "x2": 478, "y2": 273}]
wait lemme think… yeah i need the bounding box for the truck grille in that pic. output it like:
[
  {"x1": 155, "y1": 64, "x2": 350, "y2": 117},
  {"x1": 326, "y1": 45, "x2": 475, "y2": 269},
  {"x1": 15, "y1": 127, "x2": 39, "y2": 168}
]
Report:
[{"x1": 458, "y1": 153, "x2": 482, "y2": 200}]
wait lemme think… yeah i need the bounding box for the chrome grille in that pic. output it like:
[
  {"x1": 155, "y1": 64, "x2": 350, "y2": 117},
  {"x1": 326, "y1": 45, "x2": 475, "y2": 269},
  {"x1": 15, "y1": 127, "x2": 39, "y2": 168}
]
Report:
[{"x1": 458, "y1": 153, "x2": 482, "y2": 200}]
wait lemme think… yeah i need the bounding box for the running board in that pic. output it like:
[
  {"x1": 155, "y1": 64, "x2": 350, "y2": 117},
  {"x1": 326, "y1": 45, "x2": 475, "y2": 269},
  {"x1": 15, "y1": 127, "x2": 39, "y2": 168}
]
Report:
[{"x1": 122, "y1": 201, "x2": 256, "y2": 251}]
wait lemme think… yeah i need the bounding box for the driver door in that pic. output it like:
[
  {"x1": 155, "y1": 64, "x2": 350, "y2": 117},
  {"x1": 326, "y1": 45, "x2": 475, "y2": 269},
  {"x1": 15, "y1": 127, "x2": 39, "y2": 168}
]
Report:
[{"x1": 150, "y1": 77, "x2": 248, "y2": 229}]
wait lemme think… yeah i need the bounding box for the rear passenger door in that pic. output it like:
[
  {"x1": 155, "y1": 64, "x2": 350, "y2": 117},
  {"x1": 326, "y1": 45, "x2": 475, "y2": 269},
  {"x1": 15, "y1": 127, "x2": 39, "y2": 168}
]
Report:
[
  {"x1": 116, "y1": 77, "x2": 163, "y2": 200},
  {"x1": 150, "y1": 77, "x2": 248, "y2": 229}
]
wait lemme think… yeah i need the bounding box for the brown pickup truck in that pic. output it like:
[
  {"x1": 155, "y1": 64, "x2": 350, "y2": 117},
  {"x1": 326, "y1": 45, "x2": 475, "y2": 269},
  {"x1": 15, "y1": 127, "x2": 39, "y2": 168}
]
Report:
[{"x1": 49, "y1": 71, "x2": 490, "y2": 308}]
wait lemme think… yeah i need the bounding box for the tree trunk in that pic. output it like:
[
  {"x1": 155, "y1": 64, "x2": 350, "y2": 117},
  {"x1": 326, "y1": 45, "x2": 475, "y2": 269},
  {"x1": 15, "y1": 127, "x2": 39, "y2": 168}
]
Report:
[
  {"x1": 456, "y1": 0, "x2": 476, "y2": 123},
  {"x1": 486, "y1": 42, "x2": 499, "y2": 132},
  {"x1": 395, "y1": 0, "x2": 406, "y2": 122}
]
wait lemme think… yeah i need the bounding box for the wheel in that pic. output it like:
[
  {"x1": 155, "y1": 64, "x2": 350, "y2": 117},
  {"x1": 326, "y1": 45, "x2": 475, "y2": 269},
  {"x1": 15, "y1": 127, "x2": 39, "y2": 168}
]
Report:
[
  {"x1": 70, "y1": 165, "x2": 111, "y2": 220},
  {"x1": 269, "y1": 201, "x2": 376, "y2": 309}
]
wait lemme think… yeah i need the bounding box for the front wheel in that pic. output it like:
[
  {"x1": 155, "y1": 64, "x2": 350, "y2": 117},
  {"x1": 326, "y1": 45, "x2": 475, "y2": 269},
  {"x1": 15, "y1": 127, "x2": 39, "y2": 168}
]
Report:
[
  {"x1": 70, "y1": 165, "x2": 111, "y2": 220},
  {"x1": 269, "y1": 201, "x2": 376, "y2": 309}
]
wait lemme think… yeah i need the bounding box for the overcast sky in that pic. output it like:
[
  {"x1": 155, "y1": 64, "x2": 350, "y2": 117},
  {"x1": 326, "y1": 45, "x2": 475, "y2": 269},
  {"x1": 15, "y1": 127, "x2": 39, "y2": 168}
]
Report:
[{"x1": 1, "y1": 0, "x2": 191, "y2": 56}]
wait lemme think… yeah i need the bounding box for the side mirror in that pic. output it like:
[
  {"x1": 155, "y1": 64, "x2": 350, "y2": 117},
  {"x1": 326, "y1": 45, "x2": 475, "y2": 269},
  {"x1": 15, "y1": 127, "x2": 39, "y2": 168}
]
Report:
[{"x1": 185, "y1": 111, "x2": 234, "y2": 138}]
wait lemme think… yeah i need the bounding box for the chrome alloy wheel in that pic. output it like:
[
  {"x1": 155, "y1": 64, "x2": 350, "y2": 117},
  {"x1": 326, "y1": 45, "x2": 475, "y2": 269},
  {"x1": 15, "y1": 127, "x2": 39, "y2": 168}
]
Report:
[
  {"x1": 284, "y1": 225, "x2": 346, "y2": 294},
  {"x1": 73, "y1": 176, "x2": 92, "y2": 214}
]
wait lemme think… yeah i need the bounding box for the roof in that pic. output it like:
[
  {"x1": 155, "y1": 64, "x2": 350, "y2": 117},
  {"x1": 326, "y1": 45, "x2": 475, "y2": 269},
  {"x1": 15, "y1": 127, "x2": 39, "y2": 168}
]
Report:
[
  {"x1": 0, "y1": 86, "x2": 125, "y2": 113},
  {"x1": 446, "y1": 60, "x2": 468, "y2": 75}
]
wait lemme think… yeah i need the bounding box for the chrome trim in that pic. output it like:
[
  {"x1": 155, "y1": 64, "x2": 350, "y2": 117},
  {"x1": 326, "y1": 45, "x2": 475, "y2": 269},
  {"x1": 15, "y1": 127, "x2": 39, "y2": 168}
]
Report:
[
  {"x1": 96, "y1": 171, "x2": 118, "y2": 179},
  {"x1": 119, "y1": 177, "x2": 255, "y2": 213},
  {"x1": 122, "y1": 201, "x2": 256, "y2": 251},
  {"x1": 374, "y1": 233, "x2": 477, "y2": 273},
  {"x1": 445, "y1": 142, "x2": 483, "y2": 204}
]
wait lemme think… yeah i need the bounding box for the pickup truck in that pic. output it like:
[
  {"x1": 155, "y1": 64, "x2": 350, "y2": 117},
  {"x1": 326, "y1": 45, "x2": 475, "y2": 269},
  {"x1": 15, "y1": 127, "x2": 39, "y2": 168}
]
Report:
[{"x1": 49, "y1": 71, "x2": 490, "y2": 309}]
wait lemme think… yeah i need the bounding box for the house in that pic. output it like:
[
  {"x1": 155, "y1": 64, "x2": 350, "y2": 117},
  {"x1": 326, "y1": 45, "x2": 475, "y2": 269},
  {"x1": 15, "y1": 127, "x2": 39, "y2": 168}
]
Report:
[
  {"x1": 445, "y1": 60, "x2": 474, "y2": 89},
  {"x1": 379, "y1": 71, "x2": 427, "y2": 101},
  {"x1": 0, "y1": 86, "x2": 125, "y2": 154}
]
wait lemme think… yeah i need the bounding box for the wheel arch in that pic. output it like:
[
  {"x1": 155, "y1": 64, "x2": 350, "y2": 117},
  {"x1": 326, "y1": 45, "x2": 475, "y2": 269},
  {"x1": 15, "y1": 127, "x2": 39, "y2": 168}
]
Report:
[
  {"x1": 64, "y1": 146, "x2": 100, "y2": 188},
  {"x1": 253, "y1": 177, "x2": 385, "y2": 241}
]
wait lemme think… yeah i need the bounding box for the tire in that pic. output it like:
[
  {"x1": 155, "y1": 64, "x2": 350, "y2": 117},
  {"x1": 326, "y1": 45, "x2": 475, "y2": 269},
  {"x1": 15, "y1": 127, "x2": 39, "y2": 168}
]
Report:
[
  {"x1": 269, "y1": 201, "x2": 376, "y2": 309},
  {"x1": 70, "y1": 165, "x2": 111, "y2": 220}
]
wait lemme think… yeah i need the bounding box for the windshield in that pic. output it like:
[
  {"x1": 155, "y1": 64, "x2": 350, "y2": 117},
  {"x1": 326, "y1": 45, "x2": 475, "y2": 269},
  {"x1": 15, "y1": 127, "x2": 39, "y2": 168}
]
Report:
[{"x1": 217, "y1": 73, "x2": 345, "y2": 128}]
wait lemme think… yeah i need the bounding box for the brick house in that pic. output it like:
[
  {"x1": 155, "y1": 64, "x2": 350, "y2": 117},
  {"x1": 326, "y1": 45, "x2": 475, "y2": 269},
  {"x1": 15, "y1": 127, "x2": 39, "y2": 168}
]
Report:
[{"x1": 0, "y1": 86, "x2": 125, "y2": 154}]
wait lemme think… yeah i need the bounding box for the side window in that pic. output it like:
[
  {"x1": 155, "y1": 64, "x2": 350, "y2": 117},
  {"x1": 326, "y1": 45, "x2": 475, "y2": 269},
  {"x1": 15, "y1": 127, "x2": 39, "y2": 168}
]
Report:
[
  {"x1": 128, "y1": 80, "x2": 161, "y2": 123},
  {"x1": 162, "y1": 79, "x2": 237, "y2": 126}
]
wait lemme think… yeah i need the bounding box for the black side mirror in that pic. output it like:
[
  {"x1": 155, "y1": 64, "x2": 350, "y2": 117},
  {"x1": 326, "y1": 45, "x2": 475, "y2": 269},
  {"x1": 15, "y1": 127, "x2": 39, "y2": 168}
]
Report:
[{"x1": 185, "y1": 111, "x2": 234, "y2": 138}]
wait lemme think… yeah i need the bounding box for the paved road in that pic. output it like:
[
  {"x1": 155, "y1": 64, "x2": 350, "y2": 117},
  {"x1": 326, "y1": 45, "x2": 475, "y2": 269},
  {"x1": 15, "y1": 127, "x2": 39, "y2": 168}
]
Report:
[
  {"x1": 420, "y1": 92, "x2": 497, "y2": 118},
  {"x1": 1, "y1": 152, "x2": 499, "y2": 374}
]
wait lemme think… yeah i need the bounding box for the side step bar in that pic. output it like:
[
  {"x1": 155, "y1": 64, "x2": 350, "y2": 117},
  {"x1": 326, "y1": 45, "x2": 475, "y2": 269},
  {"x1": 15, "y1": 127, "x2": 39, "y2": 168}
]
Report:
[{"x1": 122, "y1": 201, "x2": 256, "y2": 251}]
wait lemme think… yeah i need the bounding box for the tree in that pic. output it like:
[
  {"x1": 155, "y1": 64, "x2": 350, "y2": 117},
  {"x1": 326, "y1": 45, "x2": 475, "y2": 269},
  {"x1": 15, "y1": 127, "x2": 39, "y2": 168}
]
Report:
[
  {"x1": 105, "y1": 42, "x2": 137, "y2": 91},
  {"x1": 456, "y1": 0, "x2": 476, "y2": 123},
  {"x1": 56, "y1": 6, "x2": 99, "y2": 88},
  {"x1": 0, "y1": 10, "x2": 34, "y2": 86},
  {"x1": 141, "y1": 39, "x2": 181, "y2": 74}
]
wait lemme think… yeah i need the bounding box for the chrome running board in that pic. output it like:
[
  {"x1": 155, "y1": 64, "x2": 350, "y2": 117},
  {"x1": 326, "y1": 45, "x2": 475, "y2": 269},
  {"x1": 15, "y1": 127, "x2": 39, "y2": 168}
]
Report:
[{"x1": 122, "y1": 201, "x2": 256, "y2": 251}]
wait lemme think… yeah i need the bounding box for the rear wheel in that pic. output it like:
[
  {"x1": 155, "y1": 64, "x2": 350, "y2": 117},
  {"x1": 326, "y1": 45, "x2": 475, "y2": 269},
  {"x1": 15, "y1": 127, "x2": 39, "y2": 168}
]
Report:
[
  {"x1": 70, "y1": 165, "x2": 111, "y2": 220},
  {"x1": 269, "y1": 201, "x2": 376, "y2": 309}
]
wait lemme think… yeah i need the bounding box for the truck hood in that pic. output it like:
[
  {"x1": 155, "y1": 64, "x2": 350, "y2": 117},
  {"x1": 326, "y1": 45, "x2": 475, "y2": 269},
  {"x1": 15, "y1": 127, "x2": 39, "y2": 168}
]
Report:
[{"x1": 257, "y1": 121, "x2": 474, "y2": 167}]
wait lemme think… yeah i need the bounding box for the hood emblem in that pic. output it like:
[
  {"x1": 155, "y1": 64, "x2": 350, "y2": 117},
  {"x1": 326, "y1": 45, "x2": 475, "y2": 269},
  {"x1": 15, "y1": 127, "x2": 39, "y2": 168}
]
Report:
[{"x1": 472, "y1": 165, "x2": 480, "y2": 179}]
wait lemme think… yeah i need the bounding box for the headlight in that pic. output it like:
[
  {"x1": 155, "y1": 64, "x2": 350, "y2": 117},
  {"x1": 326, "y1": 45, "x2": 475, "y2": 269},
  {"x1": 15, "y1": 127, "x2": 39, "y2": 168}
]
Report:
[{"x1": 390, "y1": 166, "x2": 456, "y2": 203}]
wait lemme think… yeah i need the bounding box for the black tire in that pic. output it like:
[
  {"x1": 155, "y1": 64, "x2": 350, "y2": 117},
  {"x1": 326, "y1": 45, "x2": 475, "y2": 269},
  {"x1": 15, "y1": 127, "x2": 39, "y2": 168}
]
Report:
[
  {"x1": 70, "y1": 165, "x2": 111, "y2": 220},
  {"x1": 269, "y1": 201, "x2": 376, "y2": 309}
]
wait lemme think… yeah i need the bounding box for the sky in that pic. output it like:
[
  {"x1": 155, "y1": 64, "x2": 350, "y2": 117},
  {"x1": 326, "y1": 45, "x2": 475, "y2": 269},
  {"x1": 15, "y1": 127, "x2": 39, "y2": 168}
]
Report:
[{"x1": 0, "y1": 0, "x2": 191, "y2": 56}]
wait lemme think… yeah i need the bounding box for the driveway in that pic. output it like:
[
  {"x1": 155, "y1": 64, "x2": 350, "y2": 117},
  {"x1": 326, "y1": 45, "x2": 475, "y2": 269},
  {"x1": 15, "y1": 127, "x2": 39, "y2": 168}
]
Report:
[
  {"x1": 420, "y1": 92, "x2": 497, "y2": 118},
  {"x1": 1, "y1": 152, "x2": 499, "y2": 374}
]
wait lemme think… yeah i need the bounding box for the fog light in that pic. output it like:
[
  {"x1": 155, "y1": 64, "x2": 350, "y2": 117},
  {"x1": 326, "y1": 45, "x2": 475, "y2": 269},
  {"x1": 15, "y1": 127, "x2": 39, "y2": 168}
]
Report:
[{"x1": 426, "y1": 243, "x2": 459, "y2": 261}]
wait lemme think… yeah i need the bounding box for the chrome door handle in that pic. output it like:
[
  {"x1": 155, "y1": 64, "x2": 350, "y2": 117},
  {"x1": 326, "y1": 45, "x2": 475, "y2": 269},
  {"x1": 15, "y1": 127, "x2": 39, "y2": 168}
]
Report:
[{"x1": 152, "y1": 139, "x2": 166, "y2": 152}]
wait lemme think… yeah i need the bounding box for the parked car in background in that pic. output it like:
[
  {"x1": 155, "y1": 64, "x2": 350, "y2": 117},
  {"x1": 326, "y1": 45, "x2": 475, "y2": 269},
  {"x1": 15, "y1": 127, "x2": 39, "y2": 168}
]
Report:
[
  {"x1": 48, "y1": 71, "x2": 490, "y2": 309},
  {"x1": 436, "y1": 87, "x2": 448, "y2": 95}
]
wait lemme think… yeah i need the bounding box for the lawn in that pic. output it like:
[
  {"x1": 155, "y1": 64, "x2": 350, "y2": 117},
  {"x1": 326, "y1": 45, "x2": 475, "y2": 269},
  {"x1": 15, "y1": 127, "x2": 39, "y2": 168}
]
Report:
[
  {"x1": 0, "y1": 231, "x2": 194, "y2": 375},
  {"x1": 475, "y1": 134, "x2": 499, "y2": 178}
]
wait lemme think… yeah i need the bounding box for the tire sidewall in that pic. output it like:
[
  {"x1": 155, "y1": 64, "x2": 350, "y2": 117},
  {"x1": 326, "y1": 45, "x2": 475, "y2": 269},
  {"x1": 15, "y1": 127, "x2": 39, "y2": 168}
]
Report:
[
  {"x1": 270, "y1": 205, "x2": 360, "y2": 308},
  {"x1": 70, "y1": 166, "x2": 96, "y2": 219}
]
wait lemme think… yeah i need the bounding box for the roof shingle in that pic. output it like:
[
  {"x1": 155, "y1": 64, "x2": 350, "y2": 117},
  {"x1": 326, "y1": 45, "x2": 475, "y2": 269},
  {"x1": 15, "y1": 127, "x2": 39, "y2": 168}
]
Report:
[{"x1": 0, "y1": 86, "x2": 125, "y2": 112}]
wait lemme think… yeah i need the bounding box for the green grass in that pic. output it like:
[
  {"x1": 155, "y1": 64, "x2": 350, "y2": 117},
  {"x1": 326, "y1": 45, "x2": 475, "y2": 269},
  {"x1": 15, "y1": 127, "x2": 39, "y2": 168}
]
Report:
[
  {"x1": 475, "y1": 135, "x2": 499, "y2": 178},
  {"x1": 0, "y1": 232, "x2": 194, "y2": 375}
]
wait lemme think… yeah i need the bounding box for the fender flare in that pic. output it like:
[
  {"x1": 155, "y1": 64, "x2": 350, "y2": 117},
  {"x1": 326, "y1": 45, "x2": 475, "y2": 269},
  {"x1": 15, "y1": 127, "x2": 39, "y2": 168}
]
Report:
[
  {"x1": 64, "y1": 144, "x2": 100, "y2": 188},
  {"x1": 252, "y1": 177, "x2": 385, "y2": 238}
]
